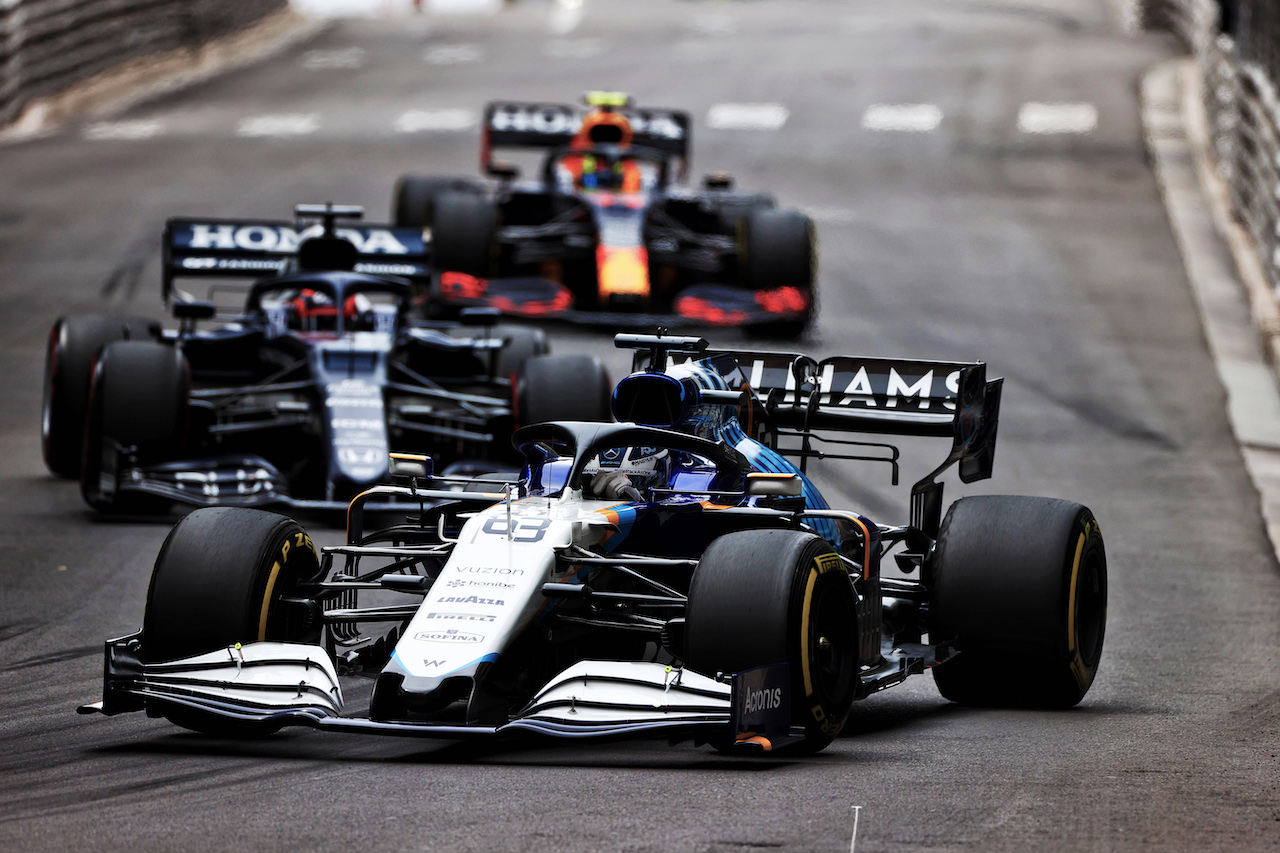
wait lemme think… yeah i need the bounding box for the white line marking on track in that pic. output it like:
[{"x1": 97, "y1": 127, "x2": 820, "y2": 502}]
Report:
[
  {"x1": 83, "y1": 119, "x2": 165, "y2": 140},
  {"x1": 706, "y1": 103, "x2": 789, "y2": 131},
  {"x1": 237, "y1": 114, "x2": 320, "y2": 137},
  {"x1": 428, "y1": 0, "x2": 501, "y2": 13},
  {"x1": 395, "y1": 108, "x2": 478, "y2": 133},
  {"x1": 1017, "y1": 102, "x2": 1098, "y2": 134},
  {"x1": 861, "y1": 104, "x2": 942, "y2": 133},
  {"x1": 549, "y1": 0, "x2": 585, "y2": 35},
  {"x1": 291, "y1": 0, "x2": 416, "y2": 17},
  {"x1": 543, "y1": 38, "x2": 605, "y2": 59},
  {"x1": 423, "y1": 44, "x2": 482, "y2": 64},
  {"x1": 300, "y1": 47, "x2": 366, "y2": 69}
]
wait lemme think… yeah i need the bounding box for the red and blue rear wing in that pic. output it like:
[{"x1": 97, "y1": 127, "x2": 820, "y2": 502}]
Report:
[
  {"x1": 482, "y1": 101, "x2": 691, "y2": 174},
  {"x1": 162, "y1": 217, "x2": 431, "y2": 304}
]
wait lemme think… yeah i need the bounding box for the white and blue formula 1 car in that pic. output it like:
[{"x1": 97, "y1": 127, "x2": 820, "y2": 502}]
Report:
[{"x1": 81, "y1": 333, "x2": 1108, "y2": 754}]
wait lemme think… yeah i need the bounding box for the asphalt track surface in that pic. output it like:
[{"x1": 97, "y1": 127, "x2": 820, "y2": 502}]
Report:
[{"x1": 1, "y1": 1, "x2": 1278, "y2": 850}]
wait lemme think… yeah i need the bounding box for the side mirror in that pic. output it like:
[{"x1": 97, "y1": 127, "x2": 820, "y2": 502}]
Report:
[
  {"x1": 389, "y1": 453, "x2": 433, "y2": 481},
  {"x1": 745, "y1": 473, "x2": 802, "y2": 497},
  {"x1": 173, "y1": 300, "x2": 216, "y2": 320},
  {"x1": 487, "y1": 161, "x2": 520, "y2": 181}
]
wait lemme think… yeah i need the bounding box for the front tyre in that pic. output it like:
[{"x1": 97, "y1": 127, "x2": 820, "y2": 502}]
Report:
[
  {"x1": 143, "y1": 507, "x2": 323, "y2": 733},
  {"x1": 928, "y1": 496, "x2": 1107, "y2": 708},
  {"x1": 80, "y1": 341, "x2": 189, "y2": 512},
  {"x1": 738, "y1": 208, "x2": 816, "y2": 339},
  {"x1": 685, "y1": 529, "x2": 858, "y2": 753}
]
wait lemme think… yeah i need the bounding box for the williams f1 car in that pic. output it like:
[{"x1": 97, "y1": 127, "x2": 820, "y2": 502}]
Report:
[
  {"x1": 393, "y1": 92, "x2": 816, "y2": 338},
  {"x1": 43, "y1": 203, "x2": 610, "y2": 513},
  {"x1": 81, "y1": 333, "x2": 1107, "y2": 753}
]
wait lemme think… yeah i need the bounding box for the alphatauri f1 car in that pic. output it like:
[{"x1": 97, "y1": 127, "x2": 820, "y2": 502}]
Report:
[
  {"x1": 82, "y1": 333, "x2": 1107, "y2": 754},
  {"x1": 43, "y1": 204, "x2": 610, "y2": 512},
  {"x1": 394, "y1": 93, "x2": 816, "y2": 338}
]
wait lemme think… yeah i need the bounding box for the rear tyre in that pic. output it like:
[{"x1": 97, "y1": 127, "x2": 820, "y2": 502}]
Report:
[
  {"x1": 432, "y1": 191, "x2": 497, "y2": 278},
  {"x1": 143, "y1": 507, "x2": 322, "y2": 734},
  {"x1": 713, "y1": 193, "x2": 774, "y2": 233},
  {"x1": 392, "y1": 175, "x2": 480, "y2": 228},
  {"x1": 80, "y1": 341, "x2": 188, "y2": 512},
  {"x1": 517, "y1": 354, "x2": 611, "y2": 427},
  {"x1": 739, "y1": 208, "x2": 816, "y2": 339},
  {"x1": 928, "y1": 496, "x2": 1107, "y2": 708},
  {"x1": 42, "y1": 314, "x2": 161, "y2": 478},
  {"x1": 685, "y1": 529, "x2": 858, "y2": 753}
]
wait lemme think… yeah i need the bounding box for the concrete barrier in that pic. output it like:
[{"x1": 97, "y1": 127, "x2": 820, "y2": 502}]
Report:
[{"x1": 0, "y1": 0, "x2": 287, "y2": 126}]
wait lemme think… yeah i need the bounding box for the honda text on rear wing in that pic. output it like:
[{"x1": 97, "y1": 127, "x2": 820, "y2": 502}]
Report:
[{"x1": 163, "y1": 203, "x2": 430, "y2": 307}]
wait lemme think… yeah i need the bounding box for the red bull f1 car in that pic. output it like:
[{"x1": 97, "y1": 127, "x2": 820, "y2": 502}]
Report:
[
  {"x1": 393, "y1": 93, "x2": 817, "y2": 338},
  {"x1": 81, "y1": 333, "x2": 1107, "y2": 753},
  {"x1": 43, "y1": 204, "x2": 610, "y2": 513}
]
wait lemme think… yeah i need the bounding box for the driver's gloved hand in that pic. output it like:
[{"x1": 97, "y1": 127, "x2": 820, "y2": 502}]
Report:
[{"x1": 591, "y1": 471, "x2": 643, "y2": 503}]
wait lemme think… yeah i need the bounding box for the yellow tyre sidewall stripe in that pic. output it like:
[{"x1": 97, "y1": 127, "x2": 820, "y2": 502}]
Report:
[
  {"x1": 257, "y1": 560, "x2": 283, "y2": 643},
  {"x1": 1066, "y1": 531, "x2": 1088, "y2": 691},
  {"x1": 799, "y1": 551, "x2": 847, "y2": 729}
]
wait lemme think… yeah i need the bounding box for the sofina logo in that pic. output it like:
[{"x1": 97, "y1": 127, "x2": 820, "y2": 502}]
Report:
[{"x1": 415, "y1": 629, "x2": 483, "y2": 644}]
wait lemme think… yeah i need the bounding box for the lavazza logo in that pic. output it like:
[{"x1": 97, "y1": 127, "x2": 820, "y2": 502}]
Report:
[
  {"x1": 438, "y1": 595, "x2": 505, "y2": 606},
  {"x1": 743, "y1": 686, "x2": 783, "y2": 714}
]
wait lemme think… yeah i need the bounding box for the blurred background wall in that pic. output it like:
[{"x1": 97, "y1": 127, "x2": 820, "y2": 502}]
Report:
[{"x1": 0, "y1": 0, "x2": 289, "y2": 127}]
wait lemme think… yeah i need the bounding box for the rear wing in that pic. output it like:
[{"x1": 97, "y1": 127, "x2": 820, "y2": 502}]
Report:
[
  {"x1": 162, "y1": 217, "x2": 431, "y2": 305},
  {"x1": 482, "y1": 101, "x2": 691, "y2": 177},
  {"x1": 620, "y1": 334, "x2": 1003, "y2": 538},
  {"x1": 713, "y1": 348, "x2": 1002, "y2": 475}
]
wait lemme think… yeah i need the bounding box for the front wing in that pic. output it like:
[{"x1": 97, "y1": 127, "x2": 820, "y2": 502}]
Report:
[
  {"x1": 80, "y1": 638, "x2": 800, "y2": 750},
  {"x1": 91, "y1": 452, "x2": 432, "y2": 513},
  {"x1": 438, "y1": 275, "x2": 811, "y2": 329}
]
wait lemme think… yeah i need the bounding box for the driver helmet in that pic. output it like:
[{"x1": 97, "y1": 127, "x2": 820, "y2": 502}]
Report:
[
  {"x1": 580, "y1": 445, "x2": 671, "y2": 500},
  {"x1": 572, "y1": 108, "x2": 634, "y2": 150},
  {"x1": 665, "y1": 360, "x2": 736, "y2": 442},
  {"x1": 288, "y1": 288, "x2": 337, "y2": 330}
]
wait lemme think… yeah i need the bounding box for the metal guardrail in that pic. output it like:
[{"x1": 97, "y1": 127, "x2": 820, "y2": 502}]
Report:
[
  {"x1": 0, "y1": 0, "x2": 287, "y2": 127},
  {"x1": 1145, "y1": 0, "x2": 1280, "y2": 300}
]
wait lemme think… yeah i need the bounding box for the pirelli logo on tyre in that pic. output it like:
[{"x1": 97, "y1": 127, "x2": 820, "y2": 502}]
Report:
[
  {"x1": 814, "y1": 552, "x2": 844, "y2": 575},
  {"x1": 281, "y1": 531, "x2": 316, "y2": 565}
]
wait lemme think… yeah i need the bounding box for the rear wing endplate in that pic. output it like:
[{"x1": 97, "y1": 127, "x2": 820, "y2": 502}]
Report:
[{"x1": 162, "y1": 218, "x2": 431, "y2": 304}]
